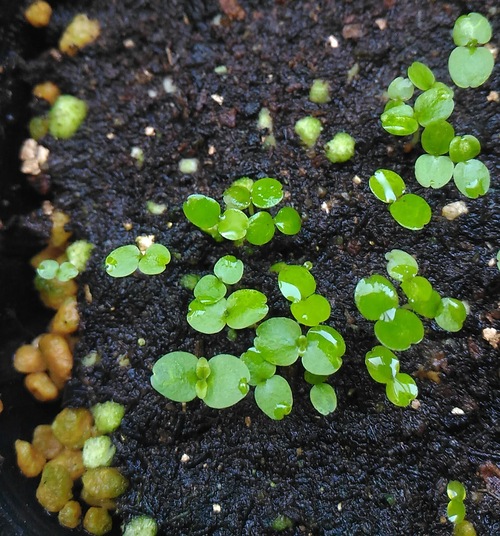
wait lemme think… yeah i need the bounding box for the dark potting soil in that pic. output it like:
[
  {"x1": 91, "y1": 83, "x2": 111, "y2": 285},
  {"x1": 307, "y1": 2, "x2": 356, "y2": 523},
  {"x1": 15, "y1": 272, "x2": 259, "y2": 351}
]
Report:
[{"x1": 3, "y1": 0, "x2": 500, "y2": 534}]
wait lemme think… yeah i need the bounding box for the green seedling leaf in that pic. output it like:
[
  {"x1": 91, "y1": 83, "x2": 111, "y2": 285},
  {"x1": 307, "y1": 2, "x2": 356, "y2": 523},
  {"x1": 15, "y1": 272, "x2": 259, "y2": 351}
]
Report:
[
  {"x1": 381, "y1": 104, "x2": 419, "y2": 136},
  {"x1": 385, "y1": 373, "x2": 418, "y2": 407},
  {"x1": 223, "y1": 183, "x2": 252, "y2": 210},
  {"x1": 453, "y1": 159, "x2": 490, "y2": 198},
  {"x1": 448, "y1": 46, "x2": 494, "y2": 88},
  {"x1": 105, "y1": 245, "x2": 140, "y2": 278},
  {"x1": 414, "y1": 154, "x2": 454, "y2": 189},
  {"x1": 183, "y1": 194, "x2": 221, "y2": 229},
  {"x1": 414, "y1": 85, "x2": 454, "y2": 127},
  {"x1": 187, "y1": 298, "x2": 227, "y2": 334},
  {"x1": 385, "y1": 249, "x2": 419, "y2": 282},
  {"x1": 301, "y1": 325, "x2": 345, "y2": 375},
  {"x1": 291, "y1": 294, "x2": 331, "y2": 326},
  {"x1": 374, "y1": 308, "x2": 424, "y2": 351},
  {"x1": 226, "y1": 289, "x2": 268, "y2": 329},
  {"x1": 138, "y1": 244, "x2": 171, "y2": 275},
  {"x1": 389, "y1": 194, "x2": 432, "y2": 230},
  {"x1": 213, "y1": 255, "x2": 244, "y2": 285},
  {"x1": 452, "y1": 12, "x2": 492, "y2": 46},
  {"x1": 240, "y1": 348, "x2": 276, "y2": 386},
  {"x1": 37, "y1": 259, "x2": 60, "y2": 280},
  {"x1": 354, "y1": 275, "x2": 399, "y2": 321},
  {"x1": 434, "y1": 297, "x2": 467, "y2": 332},
  {"x1": 408, "y1": 289, "x2": 441, "y2": 319},
  {"x1": 57, "y1": 262, "x2": 79, "y2": 282},
  {"x1": 447, "y1": 481, "x2": 467, "y2": 501},
  {"x1": 310, "y1": 383, "x2": 337, "y2": 416},
  {"x1": 278, "y1": 265, "x2": 316, "y2": 302},
  {"x1": 218, "y1": 208, "x2": 249, "y2": 240},
  {"x1": 449, "y1": 135, "x2": 481, "y2": 163},
  {"x1": 447, "y1": 499, "x2": 466, "y2": 524},
  {"x1": 401, "y1": 276, "x2": 433, "y2": 303},
  {"x1": 194, "y1": 275, "x2": 227, "y2": 304},
  {"x1": 274, "y1": 207, "x2": 302, "y2": 235},
  {"x1": 254, "y1": 317, "x2": 302, "y2": 366},
  {"x1": 369, "y1": 169, "x2": 406, "y2": 203},
  {"x1": 421, "y1": 120, "x2": 455, "y2": 155},
  {"x1": 151, "y1": 351, "x2": 198, "y2": 402},
  {"x1": 203, "y1": 354, "x2": 250, "y2": 408},
  {"x1": 365, "y1": 346, "x2": 400, "y2": 384},
  {"x1": 251, "y1": 178, "x2": 283, "y2": 208},
  {"x1": 387, "y1": 77, "x2": 414, "y2": 101},
  {"x1": 407, "y1": 61, "x2": 435, "y2": 91},
  {"x1": 254, "y1": 375, "x2": 293, "y2": 420},
  {"x1": 247, "y1": 211, "x2": 276, "y2": 245},
  {"x1": 304, "y1": 372, "x2": 329, "y2": 385}
]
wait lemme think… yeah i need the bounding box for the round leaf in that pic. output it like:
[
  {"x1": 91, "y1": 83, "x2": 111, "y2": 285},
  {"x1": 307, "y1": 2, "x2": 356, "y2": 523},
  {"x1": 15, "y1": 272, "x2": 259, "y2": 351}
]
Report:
[
  {"x1": 421, "y1": 120, "x2": 455, "y2": 155},
  {"x1": 389, "y1": 194, "x2": 432, "y2": 230},
  {"x1": 401, "y1": 276, "x2": 433, "y2": 303},
  {"x1": 452, "y1": 13, "x2": 492, "y2": 46},
  {"x1": 448, "y1": 46, "x2": 494, "y2": 88},
  {"x1": 409, "y1": 290, "x2": 441, "y2": 319},
  {"x1": 193, "y1": 275, "x2": 227, "y2": 304},
  {"x1": 447, "y1": 499, "x2": 466, "y2": 525},
  {"x1": 278, "y1": 265, "x2": 316, "y2": 302},
  {"x1": 138, "y1": 244, "x2": 171, "y2": 275},
  {"x1": 57, "y1": 262, "x2": 79, "y2": 282},
  {"x1": 407, "y1": 62, "x2": 435, "y2": 91},
  {"x1": 251, "y1": 178, "x2": 283, "y2": 209},
  {"x1": 374, "y1": 308, "x2": 424, "y2": 351},
  {"x1": 37, "y1": 259, "x2": 60, "y2": 280},
  {"x1": 105, "y1": 245, "x2": 140, "y2": 278},
  {"x1": 365, "y1": 346, "x2": 400, "y2": 384},
  {"x1": 449, "y1": 135, "x2": 481, "y2": 163},
  {"x1": 385, "y1": 373, "x2": 418, "y2": 407},
  {"x1": 385, "y1": 249, "x2": 419, "y2": 282},
  {"x1": 240, "y1": 348, "x2": 276, "y2": 386},
  {"x1": 369, "y1": 169, "x2": 406, "y2": 203},
  {"x1": 310, "y1": 384, "x2": 337, "y2": 416},
  {"x1": 246, "y1": 211, "x2": 276, "y2": 245},
  {"x1": 254, "y1": 375, "x2": 293, "y2": 420},
  {"x1": 447, "y1": 481, "x2": 466, "y2": 501},
  {"x1": 150, "y1": 352, "x2": 198, "y2": 402},
  {"x1": 274, "y1": 207, "x2": 302, "y2": 235},
  {"x1": 434, "y1": 297, "x2": 467, "y2": 332},
  {"x1": 381, "y1": 104, "x2": 419, "y2": 136},
  {"x1": 453, "y1": 159, "x2": 490, "y2": 198},
  {"x1": 223, "y1": 184, "x2": 252, "y2": 210},
  {"x1": 254, "y1": 317, "x2": 302, "y2": 366},
  {"x1": 203, "y1": 354, "x2": 250, "y2": 409},
  {"x1": 213, "y1": 255, "x2": 244, "y2": 285},
  {"x1": 291, "y1": 294, "x2": 331, "y2": 326},
  {"x1": 414, "y1": 154, "x2": 454, "y2": 189},
  {"x1": 414, "y1": 86, "x2": 454, "y2": 127},
  {"x1": 226, "y1": 289, "x2": 268, "y2": 329},
  {"x1": 354, "y1": 275, "x2": 399, "y2": 321},
  {"x1": 302, "y1": 326, "x2": 345, "y2": 375},
  {"x1": 218, "y1": 209, "x2": 249, "y2": 240},
  {"x1": 387, "y1": 77, "x2": 414, "y2": 101},
  {"x1": 183, "y1": 194, "x2": 221, "y2": 229},
  {"x1": 187, "y1": 298, "x2": 227, "y2": 334}
]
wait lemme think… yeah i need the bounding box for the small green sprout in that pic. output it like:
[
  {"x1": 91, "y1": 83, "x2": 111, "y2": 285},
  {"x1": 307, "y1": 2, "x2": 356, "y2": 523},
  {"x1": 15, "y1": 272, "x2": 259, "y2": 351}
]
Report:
[
  {"x1": 324, "y1": 132, "x2": 356, "y2": 163},
  {"x1": 414, "y1": 84, "x2": 454, "y2": 127},
  {"x1": 37, "y1": 259, "x2": 79, "y2": 282},
  {"x1": 49, "y1": 95, "x2": 88, "y2": 139},
  {"x1": 187, "y1": 256, "x2": 268, "y2": 334},
  {"x1": 449, "y1": 13, "x2": 494, "y2": 88},
  {"x1": 308, "y1": 382, "x2": 337, "y2": 416},
  {"x1": 122, "y1": 516, "x2": 158, "y2": 536},
  {"x1": 151, "y1": 352, "x2": 250, "y2": 409},
  {"x1": 309, "y1": 79, "x2": 331, "y2": 104},
  {"x1": 452, "y1": 159, "x2": 490, "y2": 199},
  {"x1": 434, "y1": 297, "x2": 467, "y2": 332},
  {"x1": 414, "y1": 155, "x2": 454, "y2": 189},
  {"x1": 66, "y1": 240, "x2": 94, "y2": 272},
  {"x1": 183, "y1": 177, "x2": 301, "y2": 245},
  {"x1": 82, "y1": 436, "x2": 116, "y2": 469},
  {"x1": 90, "y1": 401, "x2": 125, "y2": 434},
  {"x1": 294, "y1": 116, "x2": 323, "y2": 148},
  {"x1": 407, "y1": 61, "x2": 435, "y2": 91},
  {"x1": 446, "y1": 481, "x2": 478, "y2": 535},
  {"x1": 105, "y1": 243, "x2": 171, "y2": 277},
  {"x1": 381, "y1": 102, "x2": 418, "y2": 136},
  {"x1": 254, "y1": 374, "x2": 293, "y2": 420}
]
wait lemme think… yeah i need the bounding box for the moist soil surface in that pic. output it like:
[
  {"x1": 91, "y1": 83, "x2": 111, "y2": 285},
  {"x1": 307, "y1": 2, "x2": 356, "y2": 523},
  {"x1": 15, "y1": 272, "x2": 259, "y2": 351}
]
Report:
[{"x1": 1, "y1": 1, "x2": 500, "y2": 535}]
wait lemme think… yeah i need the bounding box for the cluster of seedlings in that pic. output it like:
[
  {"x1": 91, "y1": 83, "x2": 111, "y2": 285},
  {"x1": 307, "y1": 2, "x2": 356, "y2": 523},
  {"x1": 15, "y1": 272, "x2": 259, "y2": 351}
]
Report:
[{"x1": 376, "y1": 13, "x2": 493, "y2": 229}]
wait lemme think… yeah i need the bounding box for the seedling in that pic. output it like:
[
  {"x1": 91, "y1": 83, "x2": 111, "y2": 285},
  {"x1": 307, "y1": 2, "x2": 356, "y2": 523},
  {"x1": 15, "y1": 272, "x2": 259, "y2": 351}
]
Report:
[
  {"x1": 355, "y1": 250, "x2": 468, "y2": 406},
  {"x1": 105, "y1": 243, "x2": 171, "y2": 277},
  {"x1": 324, "y1": 132, "x2": 355, "y2": 163},
  {"x1": 187, "y1": 256, "x2": 268, "y2": 334},
  {"x1": 183, "y1": 177, "x2": 301, "y2": 245},
  {"x1": 369, "y1": 169, "x2": 431, "y2": 230},
  {"x1": 446, "y1": 481, "x2": 477, "y2": 535},
  {"x1": 151, "y1": 352, "x2": 250, "y2": 409},
  {"x1": 37, "y1": 259, "x2": 79, "y2": 282}
]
